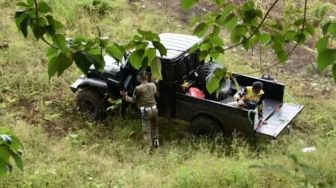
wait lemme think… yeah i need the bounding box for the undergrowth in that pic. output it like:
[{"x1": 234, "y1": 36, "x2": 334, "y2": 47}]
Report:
[{"x1": 0, "y1": 0, "x2": 335, "y2": 187}]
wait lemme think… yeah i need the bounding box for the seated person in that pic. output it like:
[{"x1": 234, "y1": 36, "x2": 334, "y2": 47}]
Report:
[{"x1": 228, "y1": 81, "x2": 265, "y2": 123}]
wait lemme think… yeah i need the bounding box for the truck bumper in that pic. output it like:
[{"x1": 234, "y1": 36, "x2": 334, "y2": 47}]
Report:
[{"x1": 70, "y1": 76, "x2": 85, "y2": 92}]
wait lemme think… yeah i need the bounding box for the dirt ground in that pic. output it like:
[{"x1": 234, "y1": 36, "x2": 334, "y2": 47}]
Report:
[{"x1": 139, "y1": 0, "x2": 329, "y2": 80}]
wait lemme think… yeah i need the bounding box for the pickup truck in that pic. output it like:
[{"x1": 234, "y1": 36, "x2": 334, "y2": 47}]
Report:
[{"x1": 70, "y1": 33, "x2": 303, "y2": 138}]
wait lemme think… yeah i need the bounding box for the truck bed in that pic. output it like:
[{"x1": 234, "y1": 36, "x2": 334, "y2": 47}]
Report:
[{"x1": 220, "y1": 97, "x2": 281, "y2": 121}]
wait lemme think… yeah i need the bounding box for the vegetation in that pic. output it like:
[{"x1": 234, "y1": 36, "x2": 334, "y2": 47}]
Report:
[
  {"x1": 0, "y1": 128, "x2": 23, "y2": 176},
  {"x1": 1, "y1": 0, "x2": 336, "y2": 187}
]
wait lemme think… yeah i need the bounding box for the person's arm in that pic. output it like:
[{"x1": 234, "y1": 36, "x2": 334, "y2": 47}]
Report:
[
  {"x1": 257, "y1": 94, "x2": 264, "y2": 119},
  {"x1": 121, "y1": 88, "x2": 138, "y2": 104},
  {"x1": 124, "y1": 95, "x2": 135, "y2": 103}
]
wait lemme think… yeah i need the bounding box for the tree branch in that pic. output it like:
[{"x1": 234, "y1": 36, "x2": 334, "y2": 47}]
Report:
[
  {"x1": 33, "y1": 0, "x2": 58, "y2": 49},
  {"x1": 224, "y1": 0, "x2": 280, "y2": 51},
  {"x1": 241, "y1": 0, "x2": 308, "y2": 75}
]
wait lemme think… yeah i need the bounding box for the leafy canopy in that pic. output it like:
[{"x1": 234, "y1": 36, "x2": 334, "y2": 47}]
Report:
[{"x1": 15, "y1": 0, "x2": 167, "y2": 81}]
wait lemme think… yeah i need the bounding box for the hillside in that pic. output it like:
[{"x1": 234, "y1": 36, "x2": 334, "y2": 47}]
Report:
[{"x1": 1, "y1": 0, "x2": 336, "y2": 187}]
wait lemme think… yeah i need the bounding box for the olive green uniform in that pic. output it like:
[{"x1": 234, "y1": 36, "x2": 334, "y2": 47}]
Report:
[{"x1": 126, "y1": 83, "x2": 159, "y2": 147}]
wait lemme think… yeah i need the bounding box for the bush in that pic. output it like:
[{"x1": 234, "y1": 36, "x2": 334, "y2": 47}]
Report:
[{"x1": 82, "y1": 0, "x2": 113, "y2": 15}]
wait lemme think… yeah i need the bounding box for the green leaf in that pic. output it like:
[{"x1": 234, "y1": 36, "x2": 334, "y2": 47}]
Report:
[
  {"x1": 210, "y1": 36, "x2": 224, "y2": 46},
  {"x1": 9, "y1": 150, "x2": 23, "y2": 171},
  {"x1": 200, "y1": 42, "x2": 211, "y2": 51},
  {"x1": 210, "y1": 52, "x2": 220, "y2": 59},
  {"x1": 224, "y1": 14, "x2": 237, "y2": 31},
  {"x1": 46, "y1": 15, "x2": 64, "y2": 30},
  {"x1": 214, "y1": 46, "x2": 224, "y2": 54},
  {"x1": 48, "y1": 52, "x2": 73, "y2": 77},
  {"x1": 32, "y1": 24, "x2": 47, "y2": 39},
  {"x1": 0, "y1": 129, "x2": 23, "y2": 152},
  {"x1": 181, "y1": 0, "x2": 198, "y2": 10},
  {"x1": 231, "y1": 25, "x2": 247, "y2": 43},
  {"x1": 317, "y1": 49, "x2": 336, "y2": 71},
  {"x1": 304, "y1": 22, "x2": 315, "y2": 36},
  {"x1": 206, "y1": 75, "x2": 221, "y2": 94},
  {"x1": 27, "y1": 0, "x2": 34, "y2": 6},
  {"x1": 255, "y1": 9, "x2": 263, "y2": 18},
  {"x1": 146, "y1": 48, "x2": 157, "y2": 63},
  {"x1": 322, "y1": 22, "x2": 332, "y2": 35},
  {"x1": 137, "y1": 29, "x2": 160, "y2": 41},
  {"x1": 213, "y1": 67, "x2": 225, "y2": 78},
  {"x1": 295, "y1": 32, "x2": 306, "y2": 44},
  {"x1": 47, "y1": 47, "x2": 59, "y2": 61},
  {"x1": 135, "y1": 42, "x2": 149, "y2": 50},
  {"x1": 106, "y1": 43, "x2": 125, "y2": 62},
  {"x1": 0, "y1": 159, "x2": 8, "y2": 176},
  {"x1": 0, "y1": 134, "x2": 12, "y2": 144},
  {"x1": 328, "y1": 22, "x2": 336, "y2": 37},
  {"x1": 129, "y1": 49, "x2": 144, "y2": 69},
  {"x1": 272, "y1": 42, "x2": 287, "y2": 63},
  {"x1": 242, "y1": 1, "x2": 255, "y2": 10},
  {"x1": 316, "y1": 37, "x2": 328, "y2": 53},
  {"x1": 88, "y1": 48, "x2": 104, "y2": 68},
  {"x1": 332, "y1": 64, "x2": 336, "y2": 81},
  {"x1": 193, "y1": 22, "x2": 209, "y2": 37},
  {"x1": 14, "y1": 11, "x2": 30, "y2": 38},
  {"x1": 294, "y1": 18, "x2": 304, "y2": 26},
  {"x1": 285, "y1": 30, "x2": 297, "y2": 41},
  {"x1": 152, "y1": 41, "x2": 167, "y2": 56},
  {"x1": 222, "y1": 4, "x2": 234, "y2": 19},
  {"x1": 243, "y1": 10, "x2": 257, "y2": 25},
  {"x1": 242, "y1": 37, "x2": 251, "y2": 50},
  {"x1": 212, "y1": 25, "x2": 220, "y2": 36},
  {"x1": 73, "y1": 51, "x2": 94, "y2": 74},
  {"x1": 0, "y1": 145, "x2": 11, "y2": 163},
  {"x1": 14, "y1": 11, "x2": 28, "y2": 29},
  {"x1": 7, "y1": 136, "x2": 23, "y2": 152},
  {"x1": 150, "y1": 58, "x2": 162, "y2": 80},
  {"x1": 260, "y1": 33, "x2": 271, "y2": 46},
  {"x1": 17, "y1": 2, "x2": 30, "y2": 7},
  {"x1": 38, "y1": 2, "x2": 52, "y2": 13},
  {"x1": 52, "y1": 34, "x2": 68, "y2": 53}
]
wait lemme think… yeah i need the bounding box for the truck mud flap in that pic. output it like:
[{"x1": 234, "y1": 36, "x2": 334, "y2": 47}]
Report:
[{"x1": 255, "y1": 103, "x2": 303, "y2": 138}]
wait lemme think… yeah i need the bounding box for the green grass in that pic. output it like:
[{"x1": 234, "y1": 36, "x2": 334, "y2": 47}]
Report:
[{"x1": 1, "y1": 0, "x2": 336, "y2": 187}]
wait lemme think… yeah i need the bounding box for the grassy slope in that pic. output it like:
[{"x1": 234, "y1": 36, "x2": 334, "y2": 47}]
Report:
[{"x1": 0, "y1": 0, "x2": 336, "y2": 187}]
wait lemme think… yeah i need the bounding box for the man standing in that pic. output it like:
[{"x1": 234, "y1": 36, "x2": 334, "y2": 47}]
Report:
[{"x1": 120, "y1": 70, "x2": 159, "y2": 149}]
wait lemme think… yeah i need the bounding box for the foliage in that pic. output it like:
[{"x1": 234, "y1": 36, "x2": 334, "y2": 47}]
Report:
[
  {"x1": 0, "y1": 128, "x2": 23, "y2": 176},
  {"x1": 183, "y1": 0, "x2": 336, "y2": 84},
  {"x1": 15, "y1": 0, "x2": 336, "y2": 96},
  {"x1": 82, "y1": 0, "x2": 113, "y2": 15},
  {"x1": 14, "y1": 0, "x2": 167, "y2": 80}
]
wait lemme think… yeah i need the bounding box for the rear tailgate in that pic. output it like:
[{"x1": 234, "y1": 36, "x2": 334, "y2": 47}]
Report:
[{"x1": 256, "y1": 103, "x2": 303, "y2": 138}]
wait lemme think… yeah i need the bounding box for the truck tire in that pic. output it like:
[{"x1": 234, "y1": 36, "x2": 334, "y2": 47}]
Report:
[
  {"x1": 76, "y1": 88, "x2": 107, "y2": 120},
  {"x1": 188, "y1": 115, "x2": 222, "y2": 137}
]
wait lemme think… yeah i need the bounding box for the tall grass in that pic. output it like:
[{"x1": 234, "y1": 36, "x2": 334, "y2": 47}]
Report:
[{"x1": 0, "y1": 0, "x2": 336, "y2": 187}]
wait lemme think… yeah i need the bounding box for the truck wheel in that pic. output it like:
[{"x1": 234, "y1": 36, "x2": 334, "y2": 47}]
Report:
[
  {"x1": 188, "y1": 116, "x2": 222, "y2": 137},
  {"x1": 76, "y1": 88, "x2": 107, "y2": 120}
]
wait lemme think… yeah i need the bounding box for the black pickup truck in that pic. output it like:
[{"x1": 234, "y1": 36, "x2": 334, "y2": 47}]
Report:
[{"x1": 70, "y1": 33, "x2": 303, "y2": 138}]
